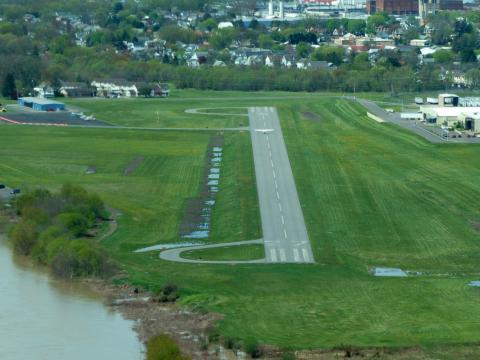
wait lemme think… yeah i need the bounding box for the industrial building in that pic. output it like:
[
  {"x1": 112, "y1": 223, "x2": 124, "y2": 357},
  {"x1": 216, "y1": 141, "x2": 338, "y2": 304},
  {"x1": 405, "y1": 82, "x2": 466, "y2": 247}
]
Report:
[
  {"x1": 17, "y1": 97, "x2": 65, "y2": 112},
  {"x1": 367, "y1": 0, "x2": 418, "y2": 14},
  {"x1": 368, "y1": 0, "x2": 462, "y2": 14},
  {"x1": 419, "y1": 94, "x2": 480, "y2": 132}
]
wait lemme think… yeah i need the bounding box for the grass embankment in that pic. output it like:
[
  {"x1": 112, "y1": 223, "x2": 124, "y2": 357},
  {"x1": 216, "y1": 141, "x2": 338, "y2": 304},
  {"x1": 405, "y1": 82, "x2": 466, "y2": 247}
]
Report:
[
  {"x1": 2, "y1": 91, "x2": 480, "y2": 356},
  {"x1": 182, "y1": 244, "x2": 264, "y2": 261}
]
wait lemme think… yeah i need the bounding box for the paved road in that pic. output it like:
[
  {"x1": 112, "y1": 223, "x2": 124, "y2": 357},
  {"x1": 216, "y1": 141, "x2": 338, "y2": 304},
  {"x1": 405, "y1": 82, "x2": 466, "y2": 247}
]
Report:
[
  {"x1": 0, "y1": 117, "x2": 248, "y2": 132},
  {"x1": 357, "y1": 99, "x2": 480, "y2": 144},
  {"x1": 249, "y1": 107, "x2": 314, "y2": 264},
  {"x1": 158, "y1": 239, "x2": 266, "y2": 264}
]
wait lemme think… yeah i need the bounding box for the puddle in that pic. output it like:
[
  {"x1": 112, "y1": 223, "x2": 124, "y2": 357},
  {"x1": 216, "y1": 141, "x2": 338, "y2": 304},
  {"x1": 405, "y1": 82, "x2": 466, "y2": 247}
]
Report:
[
  {"x1": 179, "y1": 136, "x2": 223, "y2": 240},
  {"x1": 373, "y1": 267, "x2": 407, "y2": 277}
]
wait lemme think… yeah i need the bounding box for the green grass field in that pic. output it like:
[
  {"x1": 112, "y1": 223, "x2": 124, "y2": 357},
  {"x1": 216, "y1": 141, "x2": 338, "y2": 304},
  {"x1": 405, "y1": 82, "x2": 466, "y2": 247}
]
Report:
[{"x1": 2, "y1": 91, "x2": 480, "y2": 357}]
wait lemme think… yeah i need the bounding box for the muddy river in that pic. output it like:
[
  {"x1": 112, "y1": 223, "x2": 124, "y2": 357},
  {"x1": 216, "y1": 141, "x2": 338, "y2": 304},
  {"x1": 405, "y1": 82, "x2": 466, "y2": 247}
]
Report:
[{"x1": 0, "y1": 237, "x2": 144, "y2": 360}]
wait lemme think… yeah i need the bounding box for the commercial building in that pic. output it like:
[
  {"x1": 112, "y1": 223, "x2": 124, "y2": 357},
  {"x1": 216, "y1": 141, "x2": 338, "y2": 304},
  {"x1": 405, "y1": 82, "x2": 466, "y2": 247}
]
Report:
[
  {"x1": 420, "y1": 107, "x2": 480, "y2": 128},
  {"x1": 369, "y1": 0, "x2": 463, "y2": 15},
  {"x1": 419, "y1": 94, "x2": 480, "y2": 131},
  {"x1": 367, "y1": 0, "x2": 418, "y2": 14},
  {"x1": 17, "y1": 97, "x2": 65, "y2": 112},
  {"x1": 439, "y1": 0, "x2": 463, "y2": 10}
]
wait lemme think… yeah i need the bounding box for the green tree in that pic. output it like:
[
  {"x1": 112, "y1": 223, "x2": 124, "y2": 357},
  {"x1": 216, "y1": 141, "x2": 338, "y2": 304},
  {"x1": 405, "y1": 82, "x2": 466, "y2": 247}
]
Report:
[
  {"x1": 466, "y1": 68, "x2": 480, "y2": 88},
  {"x1": 2, "y1": 73, "x2": 17, "y2": 99},
  {"x1": 433, "y1": 49, "x2": 455, "y2": 64},
  {"x1": 139, "y1": 85, "x2": 153, "y2": 97},
  {"x1": 56, "y1": 212, "x2": 90, "y2": 237},
  {"x1": 199, "y1": 18, "x2": 217, "y2": 32},
  {"x1": 11, "y1": 220, "x2": 38, "y2": 255},
  {"x1": 210, "y1": 29, "x2": 235, "y2": 50},
  {"x1": 258, "y1": 34, "x2": 274, "y2": 49},
  {"x1": 296, "y1": 42, "x2": 311, "y2": 58},
  {"x1": 366, "y1": 13, "x2": 387, "y2": 34},
  {"x1": 312, "y1": 45, "x2": 345, "y2": 65}
]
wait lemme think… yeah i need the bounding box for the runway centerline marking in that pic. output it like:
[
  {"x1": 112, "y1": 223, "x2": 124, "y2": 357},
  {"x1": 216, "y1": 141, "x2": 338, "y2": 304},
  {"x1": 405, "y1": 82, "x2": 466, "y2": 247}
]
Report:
[{"x1": 249, "y1": 107, "x2": 314, "y2": 264}]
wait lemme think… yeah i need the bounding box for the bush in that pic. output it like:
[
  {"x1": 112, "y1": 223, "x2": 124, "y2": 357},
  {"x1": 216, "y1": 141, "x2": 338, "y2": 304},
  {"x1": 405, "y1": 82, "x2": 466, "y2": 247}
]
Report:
[
  {"x1": 11, "y1": 220, "x2": 38, "y2": 255},
  {"x1": 56, "y1": 212, "x2": 90, "y2": 237},
  {"x1": 146, "y1": 334, "x2": 189, "y2": 360},
  {"x1": 223, "y1": 336, "x2": 241, "y2": 350},
  {"x1": 281, "y1": 351, "x2": 296, "y2": 360},
  {"x1": 10, "y1": 185, "x2": 113, "y2": 278},
  {"x1": 244, "y1": 338, "x2": 263, "y2": 358},
  {"x1": 156, "y1": 283, "x2": 180, "y2": 302}
]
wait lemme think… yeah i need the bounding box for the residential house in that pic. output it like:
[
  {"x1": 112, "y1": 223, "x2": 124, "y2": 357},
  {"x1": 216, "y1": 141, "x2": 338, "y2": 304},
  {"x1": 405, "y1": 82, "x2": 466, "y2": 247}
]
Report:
[
  {"x1": 33, "y1": 83, "x2": 55, "y2": 98},
  {"x1": 59, "y1": 82, "x2": 94, "y2": 97}
]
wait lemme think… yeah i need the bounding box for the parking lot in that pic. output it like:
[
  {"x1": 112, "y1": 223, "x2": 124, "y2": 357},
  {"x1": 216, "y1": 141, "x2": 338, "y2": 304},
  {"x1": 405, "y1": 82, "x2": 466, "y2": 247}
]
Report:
[{"x1": 0, "y1": 105, "x2": 112, "y2": 126}]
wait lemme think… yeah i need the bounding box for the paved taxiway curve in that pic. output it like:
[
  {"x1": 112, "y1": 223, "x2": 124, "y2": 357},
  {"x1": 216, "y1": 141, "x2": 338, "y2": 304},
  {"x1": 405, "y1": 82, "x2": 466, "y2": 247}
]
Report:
[{"x1": 249, "y1": 107, "x2": 314, "y2": 263}]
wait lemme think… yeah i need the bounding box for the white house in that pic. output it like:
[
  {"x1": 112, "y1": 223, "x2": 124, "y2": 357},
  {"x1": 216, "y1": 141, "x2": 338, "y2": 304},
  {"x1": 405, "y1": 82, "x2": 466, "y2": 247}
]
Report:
[
  {"x1": 91, "y1": 80, "x2": 138, "y2": 98},
  {"x1": 33, "y1": 83, "x2": 55, "y2": 98}
]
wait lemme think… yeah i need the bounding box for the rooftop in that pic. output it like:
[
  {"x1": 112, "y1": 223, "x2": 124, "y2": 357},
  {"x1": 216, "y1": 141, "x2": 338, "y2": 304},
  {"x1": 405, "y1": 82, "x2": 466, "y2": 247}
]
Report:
[
  {"x1": 421, "y1": 106, "x2": 480, "y2": 117},
  {"x1": 19, "y1": 97, "x2": 65, "y2": 105}
]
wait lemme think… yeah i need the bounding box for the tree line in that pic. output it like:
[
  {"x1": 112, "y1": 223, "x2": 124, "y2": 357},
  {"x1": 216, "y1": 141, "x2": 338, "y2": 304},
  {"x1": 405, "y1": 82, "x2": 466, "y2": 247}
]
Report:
[{"x1": 9, "y1": 184, "x2": 114, "y2": 278}]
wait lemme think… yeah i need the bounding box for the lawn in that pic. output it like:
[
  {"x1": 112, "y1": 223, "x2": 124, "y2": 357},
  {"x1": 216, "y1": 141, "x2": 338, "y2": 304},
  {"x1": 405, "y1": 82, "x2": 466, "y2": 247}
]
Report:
[
  {"x1": 2, "y1": 92, "x2": 480, "y2": 356},
  {"x1": 62, "y1": 89, "x2": 327, "y2": 128}
]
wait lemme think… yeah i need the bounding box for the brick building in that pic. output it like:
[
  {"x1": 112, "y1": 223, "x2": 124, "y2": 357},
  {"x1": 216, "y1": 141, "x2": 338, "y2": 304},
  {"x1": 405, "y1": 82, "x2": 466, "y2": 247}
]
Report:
[
  {"x1": 367, "y1": 0, "x2": 418, "y2": 15},
  {"x1": 439, "y1": 0, "x2": 463, "y2": 10},
  {"x1": 368, "y1": 0, "x2": 463, "y2": 15}
]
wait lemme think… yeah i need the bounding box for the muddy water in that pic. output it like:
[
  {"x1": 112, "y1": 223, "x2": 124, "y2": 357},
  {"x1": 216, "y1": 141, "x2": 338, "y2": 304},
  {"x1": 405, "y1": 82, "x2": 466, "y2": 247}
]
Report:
[{"x1": 0, "y1": 237, "x2": 144, "y2": 360}]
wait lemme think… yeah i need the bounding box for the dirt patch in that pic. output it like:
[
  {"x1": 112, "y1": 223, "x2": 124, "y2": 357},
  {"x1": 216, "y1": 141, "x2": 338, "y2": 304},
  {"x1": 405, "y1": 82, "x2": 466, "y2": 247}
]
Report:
[
  {"x1": 469, "y1": 219, "x2": 480, "y2": 232},
  {"x1": 86, "y1": 280, "x2": 222, "y2": 359},
  {"x1": 123, "y1": 156, "x2": 144, "y2": 176},
  {"x1": 301, "y1": 111, "x2": 321, "y2": 121}
]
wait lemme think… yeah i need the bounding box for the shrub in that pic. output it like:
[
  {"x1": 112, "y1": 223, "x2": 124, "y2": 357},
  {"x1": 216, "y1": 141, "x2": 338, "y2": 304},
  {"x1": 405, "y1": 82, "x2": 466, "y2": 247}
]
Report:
[
  {"x1": 146, "y1": 334, "x2": 189, "y2": 360},
  {"x1": 223, "y1": 336, "x2": 241, "y2": 350},
  {"x1": 11, "y1": 220, "x2": 38, "y2": 255},
  {"x1": 56, "y1": 212, "x2": 90, "y2": 237},
  {"x1": 244, "y1": 338, "x2": 263, "y2": 358},
  {"x1": 281, "y1": 351, "x2": 296, "y2": 360},
  {"x1": 9, "y1": 185, "x2": 113, "y2": 278},
  {"x1": 157, "y1": 283, "x2": 180, "y2": 302}
]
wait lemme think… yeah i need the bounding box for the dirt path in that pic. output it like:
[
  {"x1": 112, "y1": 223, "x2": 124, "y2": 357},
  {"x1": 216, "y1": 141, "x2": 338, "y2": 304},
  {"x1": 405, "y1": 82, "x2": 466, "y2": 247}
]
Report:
[{"x1": 123, "y1": 156, "x2": 144, "y2": 176}]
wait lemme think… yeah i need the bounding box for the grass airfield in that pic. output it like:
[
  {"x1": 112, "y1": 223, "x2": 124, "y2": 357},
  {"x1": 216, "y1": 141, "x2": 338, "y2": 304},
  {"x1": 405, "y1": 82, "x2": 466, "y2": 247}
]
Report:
[{"x1": 2, "y1": 91, "x2": 480, "y2": 355}]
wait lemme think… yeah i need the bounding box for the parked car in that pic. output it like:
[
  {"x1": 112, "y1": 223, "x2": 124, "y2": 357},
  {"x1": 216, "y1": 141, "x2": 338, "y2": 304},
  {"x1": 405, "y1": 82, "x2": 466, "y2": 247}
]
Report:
[
  {"x1": 10, "y1": 189, "x2": 20, "y2": 195},
  {"x1": 0, "y1": 184, "x2": 5, "y2": 189}
]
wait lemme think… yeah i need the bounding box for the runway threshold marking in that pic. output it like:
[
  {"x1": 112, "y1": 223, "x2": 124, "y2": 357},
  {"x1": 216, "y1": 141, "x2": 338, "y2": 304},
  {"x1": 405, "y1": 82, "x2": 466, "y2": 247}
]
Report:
[
  {"x1": 293, "y1": 249, "x2": 300, "y2": 262},
  {"x1": 302, "y1": 249, "x2": 310, "y2": 262},
  {"x1": 270, "y1": 249, "x2": 277, "y2": 262}
]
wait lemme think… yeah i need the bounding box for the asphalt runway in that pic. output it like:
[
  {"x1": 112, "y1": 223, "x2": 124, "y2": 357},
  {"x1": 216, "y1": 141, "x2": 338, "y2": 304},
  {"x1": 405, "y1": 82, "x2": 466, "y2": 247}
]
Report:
[{"x1": 249, "y1": 107, "x2": 314, "y2": 264}]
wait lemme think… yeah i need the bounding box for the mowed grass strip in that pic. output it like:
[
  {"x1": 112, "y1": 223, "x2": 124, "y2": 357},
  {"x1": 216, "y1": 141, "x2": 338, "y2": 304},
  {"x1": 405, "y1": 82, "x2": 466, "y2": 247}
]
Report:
[
  {"x1": 280, "y1": 97, "x2": 480, "y2": 273},
  {"x1": 181, "y1": 244, "x2": 264, "y2": 261},
  {"x1": 64, "y1": 98, "x2": 249, "y2": 129}
]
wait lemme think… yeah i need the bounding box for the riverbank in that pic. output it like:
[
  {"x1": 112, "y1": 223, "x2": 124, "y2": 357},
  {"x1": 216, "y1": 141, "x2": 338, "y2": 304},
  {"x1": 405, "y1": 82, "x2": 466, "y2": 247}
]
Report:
[
  {"x1": 86, "y1": 279, "x2": 223, "y2": 359},
  {"x1": 0, "y1": 204, "x2": 224, "y2": 359}
]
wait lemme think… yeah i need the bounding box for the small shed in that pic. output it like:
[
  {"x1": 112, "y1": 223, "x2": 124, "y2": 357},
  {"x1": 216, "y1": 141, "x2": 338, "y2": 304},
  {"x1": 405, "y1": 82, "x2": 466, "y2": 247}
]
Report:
[{"x1": 18, "y1": 97, "x2": 65, "y2": 111}]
